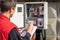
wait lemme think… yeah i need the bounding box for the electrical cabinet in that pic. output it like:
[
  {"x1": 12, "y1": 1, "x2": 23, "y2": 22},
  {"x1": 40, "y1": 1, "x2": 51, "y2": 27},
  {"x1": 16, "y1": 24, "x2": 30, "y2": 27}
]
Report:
[{"x1": 24, "y1": 2, "x2": 48, "y2": 29}]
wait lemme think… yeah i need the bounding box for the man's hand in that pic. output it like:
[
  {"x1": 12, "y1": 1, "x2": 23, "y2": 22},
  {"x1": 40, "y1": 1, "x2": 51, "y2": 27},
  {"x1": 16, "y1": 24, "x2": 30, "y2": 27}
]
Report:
[
  {"x1": 27, "y1": 21, "x2": 34, "y2": 34},
  {"x1": 19, "y1": 21, "x2": 34, "y2": 34},
  {"x1": 19, "y1": 28, "x2": 25, "y2": 33}
]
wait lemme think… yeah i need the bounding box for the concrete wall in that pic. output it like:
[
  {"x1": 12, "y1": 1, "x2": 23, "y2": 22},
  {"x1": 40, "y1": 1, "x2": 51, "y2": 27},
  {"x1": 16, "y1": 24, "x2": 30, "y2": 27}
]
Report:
[{"x1": 46, "y1": 2, "x2": 60, "y2": 40}]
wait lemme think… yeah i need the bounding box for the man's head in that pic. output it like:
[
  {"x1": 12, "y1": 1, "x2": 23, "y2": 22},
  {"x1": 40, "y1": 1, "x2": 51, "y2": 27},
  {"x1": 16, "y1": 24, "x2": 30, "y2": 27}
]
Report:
[{"x1": 0, "y1": 0, "x2": 16, "y2": 17}]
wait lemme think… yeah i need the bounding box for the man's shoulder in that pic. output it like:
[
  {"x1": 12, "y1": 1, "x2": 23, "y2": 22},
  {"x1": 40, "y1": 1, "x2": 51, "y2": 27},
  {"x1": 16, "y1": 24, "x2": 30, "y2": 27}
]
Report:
[{"x1": 0, "y1": 19, "x2": 15, "y2": 31}]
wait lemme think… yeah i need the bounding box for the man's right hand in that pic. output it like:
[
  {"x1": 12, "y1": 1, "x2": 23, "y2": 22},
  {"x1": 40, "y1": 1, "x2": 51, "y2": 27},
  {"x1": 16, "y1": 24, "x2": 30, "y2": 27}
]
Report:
[{"x1": 27, "y1": 21, "x2": 34, "y2": 34}]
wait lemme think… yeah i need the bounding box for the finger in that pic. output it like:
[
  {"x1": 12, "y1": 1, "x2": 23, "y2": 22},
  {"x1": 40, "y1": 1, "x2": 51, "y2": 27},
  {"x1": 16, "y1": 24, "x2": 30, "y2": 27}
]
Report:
[{"x1": 28, "y1": 21, "x2": 34, "y2": 24}]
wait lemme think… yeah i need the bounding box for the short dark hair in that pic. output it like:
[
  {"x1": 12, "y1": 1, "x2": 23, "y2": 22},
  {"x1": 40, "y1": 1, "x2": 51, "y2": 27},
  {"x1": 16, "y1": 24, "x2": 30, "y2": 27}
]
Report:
[{"x1": 0, "y1": 0, "x2": 17, "y2": 12}]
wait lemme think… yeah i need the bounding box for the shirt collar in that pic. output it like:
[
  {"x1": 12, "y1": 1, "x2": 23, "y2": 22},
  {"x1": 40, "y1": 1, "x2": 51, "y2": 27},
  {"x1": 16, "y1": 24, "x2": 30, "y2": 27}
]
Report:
[{"x1": 0, "y1": 13, "x2": 10, "y2": 21}]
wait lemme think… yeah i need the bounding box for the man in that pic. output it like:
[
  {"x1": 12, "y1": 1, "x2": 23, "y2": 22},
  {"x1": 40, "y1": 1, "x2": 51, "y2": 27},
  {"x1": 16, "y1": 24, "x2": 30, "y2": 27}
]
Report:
[{"x1": 0, "y1": 0, "x2": 34, "y2": 40}]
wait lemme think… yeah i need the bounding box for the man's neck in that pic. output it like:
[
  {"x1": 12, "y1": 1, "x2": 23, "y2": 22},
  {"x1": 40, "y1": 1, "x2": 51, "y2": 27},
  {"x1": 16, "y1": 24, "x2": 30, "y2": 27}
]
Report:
[{"x1": 2, "y1": 12, "x2": 10, "y2": 19}]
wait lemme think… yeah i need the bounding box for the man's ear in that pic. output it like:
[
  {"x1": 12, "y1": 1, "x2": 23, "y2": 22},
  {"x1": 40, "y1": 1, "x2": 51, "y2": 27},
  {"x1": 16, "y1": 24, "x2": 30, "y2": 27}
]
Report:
[
  {"x1": 9, "y1": 8, "x2": 12, "y2": 14},
  {"x1": 9, "y1": 8, "x2": 15, "y2": 14}
]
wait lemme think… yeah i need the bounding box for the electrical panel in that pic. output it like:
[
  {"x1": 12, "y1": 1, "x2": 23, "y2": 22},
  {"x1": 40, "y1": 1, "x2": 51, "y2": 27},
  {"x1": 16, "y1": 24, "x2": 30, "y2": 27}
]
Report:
[{"x1": 24, "y1": 2, "x2": 48, "y2": 29}]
